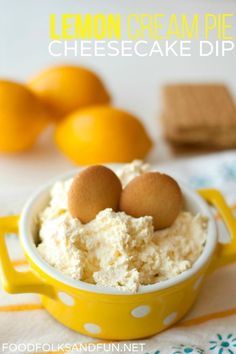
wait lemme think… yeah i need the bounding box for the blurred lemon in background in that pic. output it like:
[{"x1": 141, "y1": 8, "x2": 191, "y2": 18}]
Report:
[
  {"x1": 0, "y1": 80, "x2": 49, "y2": 153},
  {"x1": 55, "y1": 106, "x2": 152, "y2": 164},
  {"x1": 28, "y1": 65, "x2": 111, "y2": 120}
]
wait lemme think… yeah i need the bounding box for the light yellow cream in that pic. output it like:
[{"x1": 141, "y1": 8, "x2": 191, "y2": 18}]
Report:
[{"x1": 37, "y1": 161, "x2": 207, "y2": 293}]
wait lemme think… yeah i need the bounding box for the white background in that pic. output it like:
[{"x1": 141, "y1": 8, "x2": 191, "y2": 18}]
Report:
[{"x1": 0, "y1": 0, "x2": 235, "y2": 213}]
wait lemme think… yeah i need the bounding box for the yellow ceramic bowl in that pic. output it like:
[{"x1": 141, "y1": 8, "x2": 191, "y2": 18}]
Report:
[{"x1": 0, "y1": 165, "x2": 236, "y2": 340}]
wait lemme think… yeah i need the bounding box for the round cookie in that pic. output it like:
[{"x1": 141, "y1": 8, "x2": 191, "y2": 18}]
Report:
[
  {"x1": 119, "y1": 172, "x2": 183, "y2": 230},
  {"x1": 68, "y1": 165, "x2": 122, "y2": 223}
]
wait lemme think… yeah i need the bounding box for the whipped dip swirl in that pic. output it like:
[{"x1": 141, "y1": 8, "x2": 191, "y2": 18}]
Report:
[{"x1": 37, "y1": 161, "x2": 207, "y2": 293}]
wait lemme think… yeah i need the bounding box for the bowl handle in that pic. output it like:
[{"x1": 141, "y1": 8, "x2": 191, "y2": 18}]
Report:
[
  {"x1": 0, "y1": 215, "x2": 55, "y2": 298},
  {"x1": 198, "y1": 188, "x2": 236, "y2": 269}
]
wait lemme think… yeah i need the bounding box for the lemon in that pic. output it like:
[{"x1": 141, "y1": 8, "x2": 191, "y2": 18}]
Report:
[
  {"x1": 28, "y1": 65, "x2": 111, "y2": 120},
  {"x1": 0, "y1": 80, "x2": 49, "y2": 153},
  {"x1": 55, "y1": 106, "x2": 152, "y2": 164}
]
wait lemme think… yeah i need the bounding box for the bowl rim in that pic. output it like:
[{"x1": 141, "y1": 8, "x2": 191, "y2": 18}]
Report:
[{"x1": 19, "y1": 163, "x2": 217, "y2": 295}]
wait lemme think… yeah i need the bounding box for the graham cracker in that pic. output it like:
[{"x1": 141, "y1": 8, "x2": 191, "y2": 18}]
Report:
[{"x1": 161, "y1": 84, "x2": 236, "y2": 148}]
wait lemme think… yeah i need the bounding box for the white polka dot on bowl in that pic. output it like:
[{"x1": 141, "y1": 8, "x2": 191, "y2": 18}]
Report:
[
  {"x1": 58, "y1": 292, "x2": 75, "y2": 306},
  {"x1": 84, "y1": 323, "x2": 101, "y2": 334},
  {"x1": 163, "y1": 312, "x2": 177, "y2": 326},
  {"x1": 193, "y1": 275, "x2": 204, "y2": 290},
  {"x1": 131, "y1": 305, "x2": 150, "y2": 318}
]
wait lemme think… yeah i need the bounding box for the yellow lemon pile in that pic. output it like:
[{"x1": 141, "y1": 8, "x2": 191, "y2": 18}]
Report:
[
  {"x1": 0, "y1": 80, "x2": 49, "y2": 152},
  {"x1": 55, "y1": 106, "x2": 152, "y2": 164},
  {"x1": 28, "y1": 66, "x2": 110, "y2": 120},
  {"x1": 0, "y1": 65, "x2": 152, "y2": 163}
]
